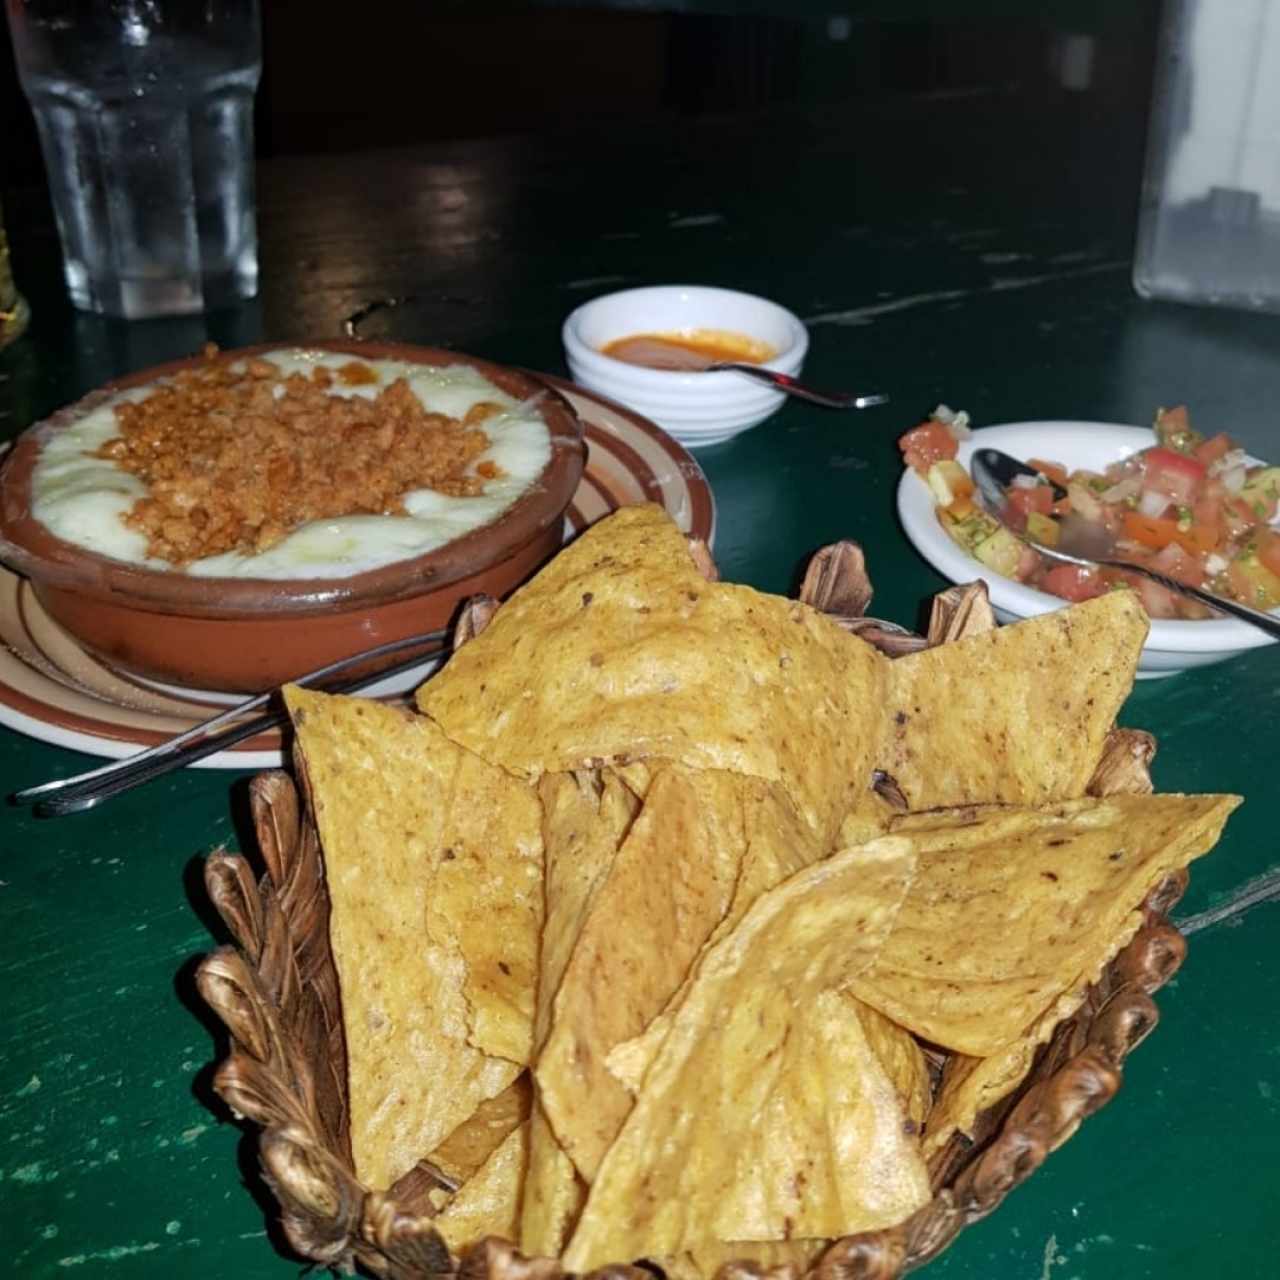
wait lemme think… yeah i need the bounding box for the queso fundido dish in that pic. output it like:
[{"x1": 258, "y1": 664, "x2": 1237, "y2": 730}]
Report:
[
  {"x1": 0, "y1": 341, "x2": 586, "y2": 690},
  {"x1": 24, "y1": 344, "x2": 556, "y2": 577}
]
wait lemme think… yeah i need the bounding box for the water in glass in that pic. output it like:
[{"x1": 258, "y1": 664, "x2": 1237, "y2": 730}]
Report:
[{"x1": 10, "y1": 2, "x2": 261, "y2": 319}]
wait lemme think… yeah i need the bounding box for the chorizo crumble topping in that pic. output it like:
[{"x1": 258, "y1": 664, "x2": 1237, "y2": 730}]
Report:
[{"x1": 96, "y1": 348, "x2": 502, "y2": 565}]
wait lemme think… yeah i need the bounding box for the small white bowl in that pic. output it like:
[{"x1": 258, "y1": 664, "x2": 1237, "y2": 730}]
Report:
[
  {"x1": 562, "y1": 285, "x2": 809, "y2": 448},
  {"x1": 896, "y1": 419, "x2": 1279, "y2": 678}
]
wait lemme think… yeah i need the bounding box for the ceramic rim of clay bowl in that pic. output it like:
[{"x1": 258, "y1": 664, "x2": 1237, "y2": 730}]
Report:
[{"x1": 0, "y1": 340, "x2": 587, "y2": 691}]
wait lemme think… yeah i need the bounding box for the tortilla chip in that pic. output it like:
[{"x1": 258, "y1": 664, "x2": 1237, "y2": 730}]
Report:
[
  {"x1": 562, "y1": 837, "x2": 927, "y2": 1270},
  {"x1": 847, "y1": 793, "x2": 1240, "y2": 1058},
  {"x1": 285, "y1": 687, "x2": 541, "y2": 1189},
  {"x1": 430, "y1": 827, "x2": 544, "y2": 1070},
  {"x1": 846, "y1": 995, "x2": 932, "y2": 1131},
  {"x1": 920, "y1": 871, "x2": 1168, "y2": 1161},
  {"x1": 922, "y1": 1021, "x2": 1061, "y2": 1162},
  {"x1": 659, "y1": 1238, "x2": 829, "y2": 1280},
  {"x1": 428, "y1": 1076, "x2": 533, "y2": 1187},
  {"x1": 919, "y1": 944, "x2": 1125, "y2": 1162},
  {"x1": 521, "y1": 1103, "x2": 585, "y2": 1258},
  {"x1": 605, "y1": 779, "x2": 828, "y2": 1096},
  {"x1": 836, "y1": 787, "x2": 898, "y2": 847},
  {"x1": 435, "y1": 1124, "x2": 529, "y2": 1253},
  {"x1": 418, "y1": 504, "x2": 889, "y2": 843},
  {"x1": 878, "y1": 592, "x2": 1148, "y2": 810},
  {"x1": 520, "y1": 769, "x2": 642, "y2": 1255},
  {"x1": 537, "y1": 766, "x2": 747, "y2": 1183}
]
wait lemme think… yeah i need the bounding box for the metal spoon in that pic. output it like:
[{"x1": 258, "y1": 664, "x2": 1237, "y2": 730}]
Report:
[
  {"x1": 10, "y1": 628, "x2": 449, "y2": 817},
  {"x1": 704, "y1": 363, "x2": 888, "y2": 410},
  {"x1": 597, "y1": 336, "x2": 886, "y2": 409},
  {"x1": 969, "y1": 447, "x2": 1280, "y2": 639}
]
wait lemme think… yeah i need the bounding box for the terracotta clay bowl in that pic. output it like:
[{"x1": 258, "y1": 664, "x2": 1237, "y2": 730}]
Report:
[{"x1": 0, "y1": 340, "x2": 586, "y2": 692}]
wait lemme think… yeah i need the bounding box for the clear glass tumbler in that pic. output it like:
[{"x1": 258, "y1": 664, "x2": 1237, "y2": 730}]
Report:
[
  {"x1": 7, "y1": 0, "x2": 261, "y2": 320},
  {"x1": 1134, "y1": 0, "x2": 1280, "y2": 313}
]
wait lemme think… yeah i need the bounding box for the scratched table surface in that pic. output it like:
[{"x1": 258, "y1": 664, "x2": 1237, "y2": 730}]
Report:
[{"x1": 2, "y1": 93, "x2": 1279, "y2": 1278}]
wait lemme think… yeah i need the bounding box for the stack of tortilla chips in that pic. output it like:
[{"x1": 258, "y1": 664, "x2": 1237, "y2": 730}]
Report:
[{"x1": 283, "y1": 505, "x2": 1239, "y2": 1277}]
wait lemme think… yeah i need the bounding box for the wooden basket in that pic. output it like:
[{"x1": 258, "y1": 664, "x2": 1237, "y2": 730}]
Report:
[{"x1": 196, "y1": 544, "x2": 1182, "y2": 1280}]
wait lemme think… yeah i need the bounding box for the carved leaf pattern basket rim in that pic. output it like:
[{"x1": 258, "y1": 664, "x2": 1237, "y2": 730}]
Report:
[{"x1": 195, "y1": 545, "x2": 1183, "y2": 1280}]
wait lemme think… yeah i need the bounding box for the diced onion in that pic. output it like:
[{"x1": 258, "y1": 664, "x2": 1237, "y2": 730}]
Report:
[
  {"x1": 1221, "y1": 465, "x2": 1247, "y2": 494},
  {"x1": 931, "y1": 403, "x2": 972, "y2": 440},
  {"x1": 1138, "y1": 489, "x2": 1171, "y2": 518},
  {"x1": 1100, "y1": 475, "x2": 1142, "y2": 503},
  {"x1": 1209, "y1": 448, "x2": 1247, "y2": 477},
  {"x1": 1205, "y1": 553, "x2": 1230, "y2": 575},
  {"x1": 1067, "y1": 481, "x2": 1105, "y2": 523}
]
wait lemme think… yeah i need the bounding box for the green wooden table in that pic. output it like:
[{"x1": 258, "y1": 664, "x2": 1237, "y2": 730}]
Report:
[{"x1": 2, "y1": 94, "x2": 1278, "y2": 1278}]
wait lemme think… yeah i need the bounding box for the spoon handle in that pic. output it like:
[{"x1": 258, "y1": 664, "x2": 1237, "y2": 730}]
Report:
[
  {"x1": 708, "y1": 363, "x2": 888, "y2": 410},
  {"x1": 1092, "y1": 556, "x2": 1280, "y2": 638},
  {"x1": 1043, "y1": 536, "x2": 1280, "y2": 636}
]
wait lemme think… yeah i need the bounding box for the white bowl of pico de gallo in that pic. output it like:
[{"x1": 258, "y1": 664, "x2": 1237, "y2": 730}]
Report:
[{"x1": 895, "y1": 407, "x2": 1280, "y2": 678}]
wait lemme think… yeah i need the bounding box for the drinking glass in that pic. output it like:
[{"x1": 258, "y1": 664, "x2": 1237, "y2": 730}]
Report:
[{"x1": 7, "y1": 0, "x2": 261, "y2": 320}]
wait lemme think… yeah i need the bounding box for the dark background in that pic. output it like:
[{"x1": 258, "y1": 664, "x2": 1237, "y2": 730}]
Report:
[{"x1": 2, "y1": 3, "x2": 1161, "y2": 183}]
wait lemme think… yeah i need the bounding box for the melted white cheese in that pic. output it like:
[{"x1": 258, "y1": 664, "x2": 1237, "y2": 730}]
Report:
[{"x1": 29, "y1": 350, "x2": 553, "y2": 580}]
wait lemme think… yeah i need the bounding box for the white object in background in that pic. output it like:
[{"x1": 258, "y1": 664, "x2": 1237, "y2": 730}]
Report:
[
  {"x1": 562, "y1": 285, "x2": 809, "y2": 448},
  {"x1": 1135, "y1": 0, "x2": 1280, "y2": 311},
  {"x1": 895, "y1": 420, "x2": 1279, "y2": 678}
]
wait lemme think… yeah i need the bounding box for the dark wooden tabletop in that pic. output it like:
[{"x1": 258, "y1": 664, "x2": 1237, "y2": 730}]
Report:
[{"x1": 2, "y1": 85, "x2": 1279, "y2": 1279}]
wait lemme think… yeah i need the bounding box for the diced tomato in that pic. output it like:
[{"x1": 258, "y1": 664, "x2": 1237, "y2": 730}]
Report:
[
  {"x1": 1128, "y1": 571, "x2": 1183, "y2": 619},
  {"x1": 1006, "y1": 485, "x2": 1054, "y2": 519},
  {"x1": 1149, "y1": 541, "x2": 1205, "y2": 588},
  {"x1": 1194, "y1": 432, "x2": 1235, "y2": 467},
  {"x1": 1192, "y1": 493, "x2": 1224, "y2": 547},
  {"x1": 899, "y1": 420, "x2": 958, "y2": 476},
  {"x1": 1174, "y1": 523, "x2": 1217, "y2": 554},
  {"x1": 1041, "y1": 564, "x2": 1105, "y2": 602},
  {"x1": 1026, "y1": 458, "x2": 1069, "y2": 488},
  {"x1": 1143, "y1": 447, "x2": 1206, "y2": 505},
  {"x1": 1122, "y1": 512, "x2": 1180, "y2": 550},
  {"x1": 1121, "y1": 510, "x2": 1217, "y2": 556}
]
